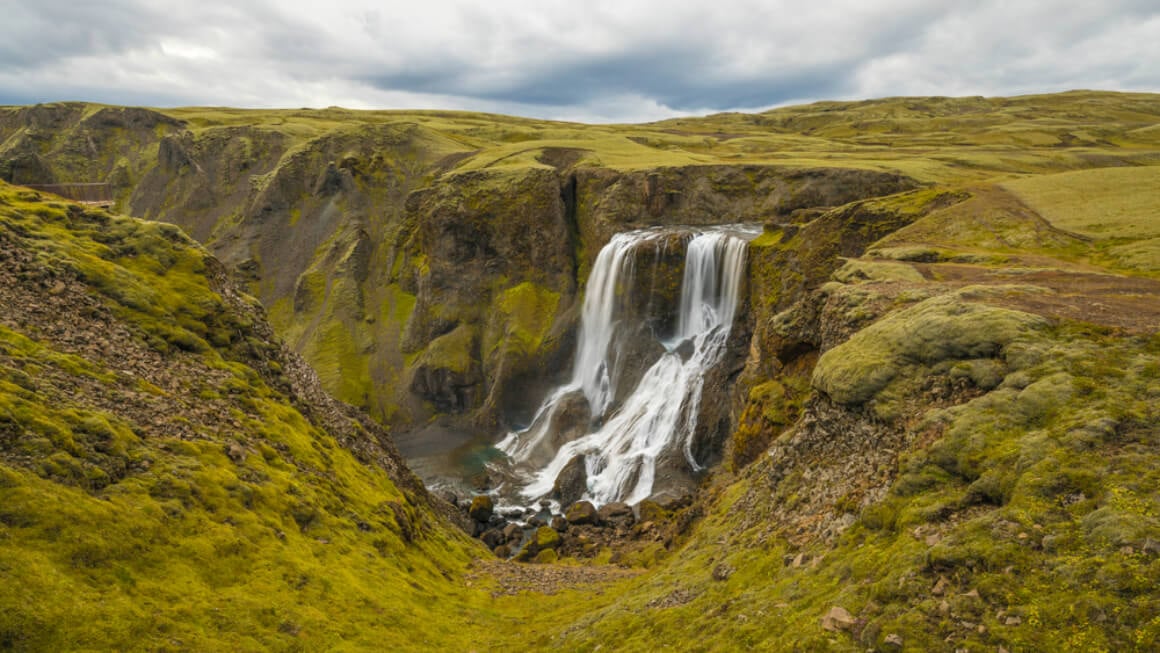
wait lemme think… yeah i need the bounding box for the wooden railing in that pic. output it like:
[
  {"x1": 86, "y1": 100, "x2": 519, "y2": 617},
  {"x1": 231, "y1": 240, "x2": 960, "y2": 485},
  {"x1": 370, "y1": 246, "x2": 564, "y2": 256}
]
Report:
[{"x1": 21, "y1": 183, "x2": 114, "y2": 207}]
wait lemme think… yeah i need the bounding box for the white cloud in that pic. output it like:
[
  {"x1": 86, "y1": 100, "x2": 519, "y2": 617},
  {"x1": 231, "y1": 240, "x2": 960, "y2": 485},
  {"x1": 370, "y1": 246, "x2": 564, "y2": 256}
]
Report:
[{"x1": 0, "y1": 0, "x2": 1156, "y2": 121}]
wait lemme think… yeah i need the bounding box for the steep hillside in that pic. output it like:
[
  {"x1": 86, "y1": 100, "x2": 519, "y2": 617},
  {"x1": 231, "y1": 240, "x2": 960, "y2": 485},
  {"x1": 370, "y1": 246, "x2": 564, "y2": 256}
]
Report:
[{"x1": 0, "y1": 183, "x2": 491, "y2": 650}]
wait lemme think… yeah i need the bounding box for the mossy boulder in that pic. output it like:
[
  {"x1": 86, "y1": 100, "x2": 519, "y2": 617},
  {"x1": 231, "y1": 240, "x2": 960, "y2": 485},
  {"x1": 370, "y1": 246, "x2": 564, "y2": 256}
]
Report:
[
  {"x1": 468, "y1": 495, "x2": 494, "y2": 523},
  {"x1": 535, "y1": 526, "x2": 561, "y2": 550},
  {"x1": 812, "y1": 294, "x2": 1048, "y2": 405},
  {"x1": 730, "y1": 380, "x2": 797, "y2": 469},
  {"x1": 566, "y1": 500, "x2": 598, "y2": 525},
  {"x1": 533, "y1": 548, "x2": 559, "y2": 564}
]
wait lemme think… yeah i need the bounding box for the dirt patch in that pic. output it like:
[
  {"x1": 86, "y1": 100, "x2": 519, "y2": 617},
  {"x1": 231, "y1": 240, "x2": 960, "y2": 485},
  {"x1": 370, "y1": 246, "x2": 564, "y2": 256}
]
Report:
[
  {"x1": 914, "y1": 262, "x2": 1160, "y2": 334},
  {"x1": 467, "y1": 559, "x2": 641, "y2": 597}
]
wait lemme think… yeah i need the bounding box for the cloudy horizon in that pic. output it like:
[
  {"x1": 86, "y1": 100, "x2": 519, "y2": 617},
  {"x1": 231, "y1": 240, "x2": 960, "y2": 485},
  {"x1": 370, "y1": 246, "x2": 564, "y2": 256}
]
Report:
[{"x1": 2, "y1": 0, "x2": 1158, "y2": 123}]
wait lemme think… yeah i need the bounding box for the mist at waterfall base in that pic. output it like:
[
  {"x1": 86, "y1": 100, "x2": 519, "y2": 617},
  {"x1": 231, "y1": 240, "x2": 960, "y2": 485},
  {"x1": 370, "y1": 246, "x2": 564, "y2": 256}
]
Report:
[{"x1": 495, "y1": 224, "x2": 758, "y2": 508}]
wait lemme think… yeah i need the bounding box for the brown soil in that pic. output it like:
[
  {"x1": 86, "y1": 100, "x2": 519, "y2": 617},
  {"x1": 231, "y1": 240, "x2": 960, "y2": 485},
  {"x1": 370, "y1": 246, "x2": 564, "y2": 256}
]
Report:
[
  {"x1": 914, "y1": 262, "x2": 1160, "y2": 334},
  {"x1": 466, "y1": 559, "x2": 641, "y2": 597}
]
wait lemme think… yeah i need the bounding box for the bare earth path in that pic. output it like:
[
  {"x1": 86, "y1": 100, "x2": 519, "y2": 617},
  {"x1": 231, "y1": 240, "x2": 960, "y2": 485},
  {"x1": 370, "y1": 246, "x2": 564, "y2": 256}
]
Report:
[{"x1": 467, "y1": 560, "x2": 643, "y2": 597}]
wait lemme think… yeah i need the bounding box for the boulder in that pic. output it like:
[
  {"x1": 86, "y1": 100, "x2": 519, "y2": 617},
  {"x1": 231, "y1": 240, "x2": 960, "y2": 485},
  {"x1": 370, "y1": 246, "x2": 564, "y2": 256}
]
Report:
[
  {"x1": 493, "y1": 544, "x2": 511, "y2": 559},
  {"x1": 468, "y1": 495, "x2": 494, "y2": 522},
  {"x1": 821, "y1": 606, "x2": 856, "y2": 632},
  {"x1": 534, "y1": 548, "x2": 559, "y2": 564},
  {"x1": 597, "y1": 501, "x2": 635, "y2": 527},
  {"x1": 552, "y1": 455, "x2": 589, "y2": 506},
  {"x1": 550, "y1": 515, "x2": 569, "y2": 532},
  {"x1": 566, "y1": 500, "x2": 598, "y2": 525},
  {"x1": 502, "y1": 522, "x2": 524, "y2": 543},
  {"x1": 535, "y1": 526, "x2": 561, "y2": 550},
  {"x1": 480, "y1": 528, "x2": 505, "y2": 549}
]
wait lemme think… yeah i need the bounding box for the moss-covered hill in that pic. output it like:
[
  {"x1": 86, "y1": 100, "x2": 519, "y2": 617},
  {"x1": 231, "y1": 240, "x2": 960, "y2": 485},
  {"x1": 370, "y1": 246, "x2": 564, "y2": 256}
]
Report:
[
  {"x1": 2, "y1": 92, "x2": 1160, "y2": 651},
  {"x1": 0, "y1": 183, "x2": 493, "y2": 650}
]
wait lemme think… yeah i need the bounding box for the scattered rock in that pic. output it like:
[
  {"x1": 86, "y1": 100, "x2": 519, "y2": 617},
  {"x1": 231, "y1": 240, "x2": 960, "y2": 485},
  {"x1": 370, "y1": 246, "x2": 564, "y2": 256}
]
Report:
[
  {"x1": 1005, "y1": 615, "x2": 1022, "y2": 626},
  {"x1": 440, "y1": 491, "x2": 460, "y2": 508},
  {"x1": 884, "y1": 633, "x2": 903, "y2": 648},
  {"x1": 711, "y1": 563, "x2": 734, "y2": 581},
  {"x1": 821, "y1": 606, "x2": 856, "y2": 632},
  {"x1": 502, "y1": 522, "x2": 524, "y2": 543},
  {"x1": 566, "y1": 500, "x2": 598, "y2": 525},
  {"x1": 550, "y1": 515, "x2": 569, "y2": 532},
  {"x1": 932, "y1": 576, "x2": 949, "y2": 595},
  {"x1": 1144, "y1": 538, "x2": 1160, "y2": 555},
  {"x1": 226, "y1": 442, "x2": 246, "y2": 463}
]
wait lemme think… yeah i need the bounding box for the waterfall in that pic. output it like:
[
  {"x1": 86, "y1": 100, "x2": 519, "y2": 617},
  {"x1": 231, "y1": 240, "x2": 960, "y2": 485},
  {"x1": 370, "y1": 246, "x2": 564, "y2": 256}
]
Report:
[{"x1": 496, "y1": 225, "x2": 756, "y2": 506}]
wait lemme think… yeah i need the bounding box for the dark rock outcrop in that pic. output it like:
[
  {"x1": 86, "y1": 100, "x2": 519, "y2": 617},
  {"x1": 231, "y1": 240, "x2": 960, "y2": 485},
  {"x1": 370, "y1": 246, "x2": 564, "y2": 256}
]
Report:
[{"x1": 552, "y1": 455, "x2": 589, "y2": 506}]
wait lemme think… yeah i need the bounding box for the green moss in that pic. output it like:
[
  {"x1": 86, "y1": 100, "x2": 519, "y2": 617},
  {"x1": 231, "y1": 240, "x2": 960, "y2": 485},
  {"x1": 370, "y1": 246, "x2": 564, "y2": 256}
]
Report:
[
  {"x1": 413, "y1": 323, "x2": 478, "y2": 376},
  {"x1": 534, "y1": 549, "x2": 559, "y2": 564},
  {"x1": 535, "y1": 526, "x2": 561, "y2": 550},
  {"x1": 485, "y1": 281, "x2": 561, "y2": 360},
  {"x1": 832, "y1": 258, "x2": 925, "y2": 283},
  {"x1": 731, "y1": 380, "x2": 799, "y2": 469},
  {"x1": 813, "y1": 293, "x2": 1048, "y2": 405}
]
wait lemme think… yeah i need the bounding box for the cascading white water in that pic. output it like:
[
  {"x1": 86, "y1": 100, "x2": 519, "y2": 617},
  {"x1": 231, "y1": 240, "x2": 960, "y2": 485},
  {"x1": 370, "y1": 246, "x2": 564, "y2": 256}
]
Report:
[{"x1": 497, "y1": 225, "x2": 756, "y2": 506}]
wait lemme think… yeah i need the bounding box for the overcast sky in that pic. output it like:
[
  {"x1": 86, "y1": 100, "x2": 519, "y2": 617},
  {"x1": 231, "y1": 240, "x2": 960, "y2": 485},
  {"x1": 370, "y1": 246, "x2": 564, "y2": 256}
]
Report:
[{"x1": 1, "y1": 1, "x2": 1158, "y2": 123}]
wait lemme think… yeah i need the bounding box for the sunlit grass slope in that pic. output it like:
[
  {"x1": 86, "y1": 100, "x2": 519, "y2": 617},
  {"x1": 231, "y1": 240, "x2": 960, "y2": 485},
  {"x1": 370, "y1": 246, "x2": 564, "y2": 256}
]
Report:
[{"x1": 154, "y1": 90, "x2": 1160, "y2": 183}]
